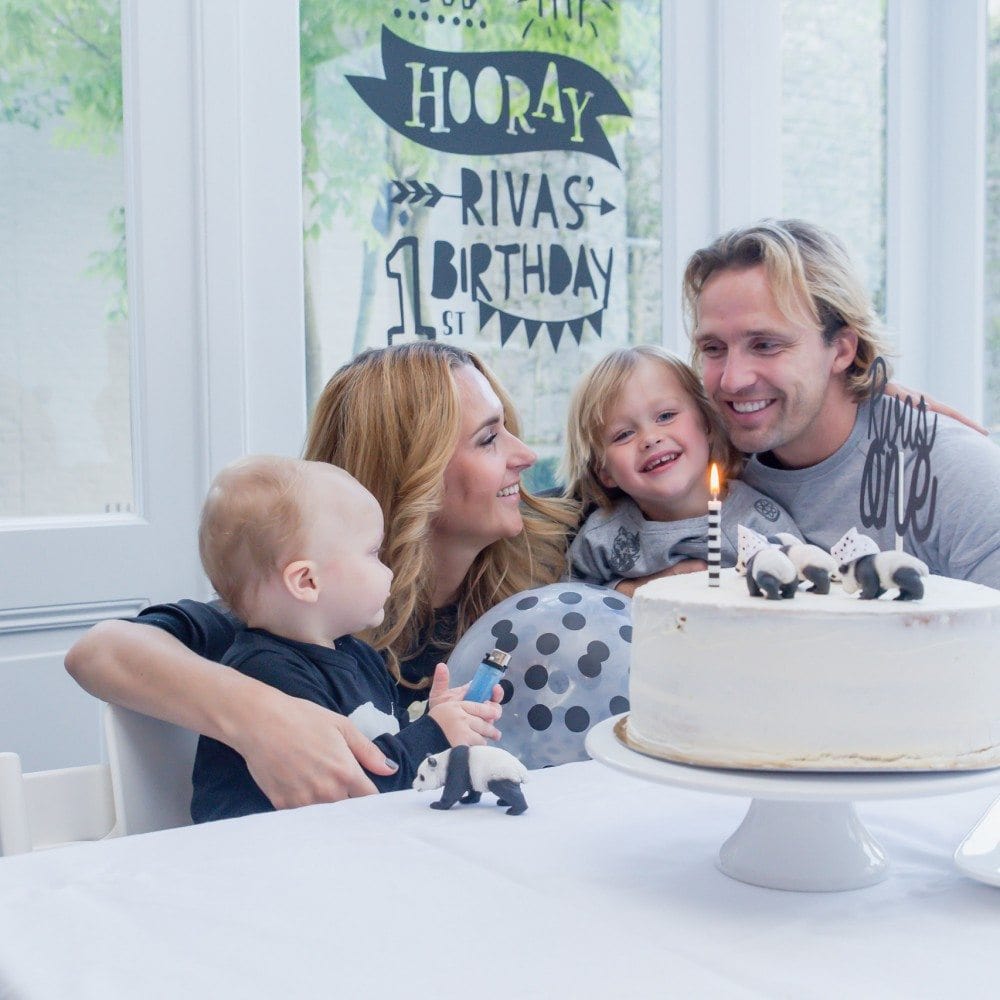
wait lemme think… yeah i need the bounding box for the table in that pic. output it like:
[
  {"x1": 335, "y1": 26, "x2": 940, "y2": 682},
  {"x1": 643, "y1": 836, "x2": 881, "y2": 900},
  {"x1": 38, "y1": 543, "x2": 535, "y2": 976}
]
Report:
[{"x1": 0, "y1": 760, "x2": 998, "y2": 999}]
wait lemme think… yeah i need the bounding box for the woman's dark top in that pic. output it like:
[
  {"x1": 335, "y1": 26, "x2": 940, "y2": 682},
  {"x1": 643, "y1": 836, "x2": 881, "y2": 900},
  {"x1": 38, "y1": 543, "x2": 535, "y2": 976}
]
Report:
[{"x1": 133, "y1": 599, "x2": 460, "y2": 710}]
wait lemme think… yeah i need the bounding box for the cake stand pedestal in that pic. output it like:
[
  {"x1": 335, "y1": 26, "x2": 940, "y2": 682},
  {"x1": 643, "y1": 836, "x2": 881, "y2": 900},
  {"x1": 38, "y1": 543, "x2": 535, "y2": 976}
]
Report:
[{"x1": 586, "y1": 715, "x2": 1000, "y2": 892}]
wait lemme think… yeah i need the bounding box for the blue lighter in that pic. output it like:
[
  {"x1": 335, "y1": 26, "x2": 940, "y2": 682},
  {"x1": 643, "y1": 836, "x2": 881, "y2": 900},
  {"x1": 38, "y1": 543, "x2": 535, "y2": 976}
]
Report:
[{"x1": 464, "y1": 649, "x2": 511, "y2": 703}]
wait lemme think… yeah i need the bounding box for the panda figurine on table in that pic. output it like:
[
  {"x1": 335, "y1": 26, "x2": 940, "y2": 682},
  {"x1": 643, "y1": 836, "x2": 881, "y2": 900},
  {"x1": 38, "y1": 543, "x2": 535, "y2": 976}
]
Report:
[{"x1": 413, "y1": 746, "x2": 529, "y2": 816}]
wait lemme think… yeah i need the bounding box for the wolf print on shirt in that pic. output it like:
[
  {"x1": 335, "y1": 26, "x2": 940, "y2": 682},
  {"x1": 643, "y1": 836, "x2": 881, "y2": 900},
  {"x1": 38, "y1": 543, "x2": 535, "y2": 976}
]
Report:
[{"x1": 609, "y1": 526, "x2": 641, "y2": 573}]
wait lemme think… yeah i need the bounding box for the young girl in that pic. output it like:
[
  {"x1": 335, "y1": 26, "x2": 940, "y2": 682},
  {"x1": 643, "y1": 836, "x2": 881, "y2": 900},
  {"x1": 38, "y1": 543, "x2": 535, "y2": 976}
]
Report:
[{"x1": 564, "y1": 345, "x2": 800, "y2": 589}]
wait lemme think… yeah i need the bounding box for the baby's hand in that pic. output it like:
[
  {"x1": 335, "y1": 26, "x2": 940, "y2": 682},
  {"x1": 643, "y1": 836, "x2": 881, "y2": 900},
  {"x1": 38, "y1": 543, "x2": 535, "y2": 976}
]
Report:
[
  {"x1": 427, "y1": 662, "x2": 503, "y2": 709},
  {"x1": 429, "y1": 700, "x2": 502, "y2": 747},
  {"x1": 426, "y1": 664, "x2": 502, "y2": 744}
]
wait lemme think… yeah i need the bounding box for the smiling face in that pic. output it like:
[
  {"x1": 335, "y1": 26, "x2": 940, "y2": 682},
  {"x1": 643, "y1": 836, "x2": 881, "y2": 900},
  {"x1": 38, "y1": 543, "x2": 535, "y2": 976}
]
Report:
[
  {"x1": 597, "y1": 357, "x2": 712, "y2": 522},
  {"x1": 431, "y1": 364, "x2": 537, "y2": 565},
  {"x1": 693, "y1": 265, "x2": 859, "y2": 468}
]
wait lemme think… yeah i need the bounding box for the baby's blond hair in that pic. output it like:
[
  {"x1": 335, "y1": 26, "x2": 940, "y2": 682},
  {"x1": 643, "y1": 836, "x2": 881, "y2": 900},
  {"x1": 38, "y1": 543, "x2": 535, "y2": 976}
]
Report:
[{"x1": 198, "y1": 455, "x2": 309, "y2": 621}]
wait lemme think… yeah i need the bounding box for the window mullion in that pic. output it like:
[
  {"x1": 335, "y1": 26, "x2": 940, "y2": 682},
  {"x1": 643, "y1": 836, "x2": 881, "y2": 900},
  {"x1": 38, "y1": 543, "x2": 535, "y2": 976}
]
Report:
[
  {"x1": 888, "y1": 0, "x2": 987, "y2": 416},
  {"x1": 716, "y1": 0, "x2": 783, "y2": 230}
]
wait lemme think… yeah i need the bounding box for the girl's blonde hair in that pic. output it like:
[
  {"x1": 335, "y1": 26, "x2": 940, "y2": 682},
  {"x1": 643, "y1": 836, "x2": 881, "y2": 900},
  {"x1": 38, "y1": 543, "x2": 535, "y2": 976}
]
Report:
[
  {"x1": 305, "y1": 342, "x2": 577, "y2": 687},
  {"x1": 563, "y1": 346, "x2": 743, "y2": 512}
]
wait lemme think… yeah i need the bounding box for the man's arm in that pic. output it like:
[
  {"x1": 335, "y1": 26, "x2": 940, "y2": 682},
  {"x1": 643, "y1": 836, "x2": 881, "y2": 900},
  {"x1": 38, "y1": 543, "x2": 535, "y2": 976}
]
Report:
[
  {"x1": 887, "y1": 382, "x2": 988, "y2": 436},
  {"x1": 613, "y1": 559, "x2": 708, "y2": 597},
  {"x1": 65, "y1": 620, "x2": 398, "y2": 807}
]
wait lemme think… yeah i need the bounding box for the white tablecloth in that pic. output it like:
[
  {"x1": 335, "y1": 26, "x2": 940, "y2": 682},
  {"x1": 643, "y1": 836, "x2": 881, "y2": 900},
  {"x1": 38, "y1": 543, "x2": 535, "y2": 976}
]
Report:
[{"x1": 1, "y1": 759, "x2": 998, "y2": 999}]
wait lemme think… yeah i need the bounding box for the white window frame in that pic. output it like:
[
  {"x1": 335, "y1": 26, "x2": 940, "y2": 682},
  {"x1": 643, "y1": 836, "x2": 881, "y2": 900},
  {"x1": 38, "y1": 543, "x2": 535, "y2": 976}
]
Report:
[
  {"x1": 662, "y1": 0, "x2": 988, "y2": 420},
  {"x1": 222, "y1": 0, "x2": 991, "y2": 424},
  {"x1": 196, "y1": 0, "x2": 307, "y2": 474}
]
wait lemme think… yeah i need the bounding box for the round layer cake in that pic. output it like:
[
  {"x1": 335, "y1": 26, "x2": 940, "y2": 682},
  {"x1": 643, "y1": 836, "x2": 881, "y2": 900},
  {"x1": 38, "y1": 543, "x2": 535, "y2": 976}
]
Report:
[{"x1": 626, "y1": 569, "x2": 1000, "y2": 771}]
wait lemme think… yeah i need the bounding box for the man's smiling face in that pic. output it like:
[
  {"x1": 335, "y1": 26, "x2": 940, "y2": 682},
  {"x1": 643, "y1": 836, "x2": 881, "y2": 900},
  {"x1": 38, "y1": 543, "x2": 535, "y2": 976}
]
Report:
[{"x1": 693, "y1": 264, "x2": 858, "y2": 467}]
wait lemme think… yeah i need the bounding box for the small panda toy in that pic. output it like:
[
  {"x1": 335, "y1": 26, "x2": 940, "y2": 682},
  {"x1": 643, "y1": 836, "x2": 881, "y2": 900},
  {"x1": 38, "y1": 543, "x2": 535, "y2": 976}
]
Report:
[
  {"x1": 413, "y1": 745, "x2": 529, "y2": 816},
  {"x1": 772, "y1": 532, "x2": 840, "y2": 595},
  {"x1": 839, "y1": 551, "x2": 929, "y2": 601},
  {"x1": 745, "y1": 547, "x2": 799, "y2": 600}
]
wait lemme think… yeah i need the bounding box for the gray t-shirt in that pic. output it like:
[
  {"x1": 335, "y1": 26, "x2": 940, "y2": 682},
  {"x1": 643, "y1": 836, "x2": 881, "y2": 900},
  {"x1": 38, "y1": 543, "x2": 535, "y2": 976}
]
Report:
[
  {"x1": 742, "y1": 398, "x2": 1000, "y2": 588},
  {"x1": 568, "y1": 479, "x2": 801, "y2": 585}
]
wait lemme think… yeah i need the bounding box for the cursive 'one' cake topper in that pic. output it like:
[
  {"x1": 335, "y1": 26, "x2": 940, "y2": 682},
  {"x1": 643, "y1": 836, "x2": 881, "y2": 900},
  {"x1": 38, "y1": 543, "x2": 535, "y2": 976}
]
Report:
[{"x1": 859, "y1": 358, "x2": 938, "y2": 544}]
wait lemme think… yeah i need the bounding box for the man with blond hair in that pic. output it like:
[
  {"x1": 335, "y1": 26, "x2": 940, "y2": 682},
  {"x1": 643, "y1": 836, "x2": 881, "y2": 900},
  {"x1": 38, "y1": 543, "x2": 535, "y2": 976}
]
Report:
[{"x1": 683, "y1": 218, "x2": 1000, "y2": 587}]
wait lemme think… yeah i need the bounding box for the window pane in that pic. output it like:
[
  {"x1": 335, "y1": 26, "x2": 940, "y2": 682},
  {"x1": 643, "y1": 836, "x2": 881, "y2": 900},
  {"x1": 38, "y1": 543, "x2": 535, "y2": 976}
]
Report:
[
  {"x1": 780, "y1": 0, "x2": 887, "y2": 315},
  {"x1": 987, "y1": 0, "x2": 1000, "y2": 430},
  {"x1": 0, "y1": 0, "x2": 132, "y2": 519},
  {"x1": 300, "y1": 1, "x2": 661, "y2": 490}
]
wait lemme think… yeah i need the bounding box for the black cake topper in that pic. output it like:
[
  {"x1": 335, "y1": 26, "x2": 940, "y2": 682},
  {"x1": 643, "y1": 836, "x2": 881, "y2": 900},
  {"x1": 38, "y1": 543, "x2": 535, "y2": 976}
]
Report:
[{"x1": 860, "y1": 357, "x2": 938, "y2": 543}]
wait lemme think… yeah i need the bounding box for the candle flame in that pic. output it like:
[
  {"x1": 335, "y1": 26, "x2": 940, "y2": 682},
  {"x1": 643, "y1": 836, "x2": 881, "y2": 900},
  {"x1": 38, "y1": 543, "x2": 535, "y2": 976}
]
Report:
[{"x1": 709, "y1": 462, "x2": 720, "y2": 498}]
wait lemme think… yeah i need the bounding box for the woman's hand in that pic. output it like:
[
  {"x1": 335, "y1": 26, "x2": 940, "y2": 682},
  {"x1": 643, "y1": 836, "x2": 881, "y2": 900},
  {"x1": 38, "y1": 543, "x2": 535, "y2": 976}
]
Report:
[
  {"x1": 66, "y1": 618, "x2": 397, "y2": 808},
  {"x1": 613, "y1": 559, "x2": 708, "y2": 597},
  {"x1": 886, "y1": 381, "x2": 988, "y2": 436},
  {"x1": 233, "y1": 692, "x2": 400, "y2": 808}
]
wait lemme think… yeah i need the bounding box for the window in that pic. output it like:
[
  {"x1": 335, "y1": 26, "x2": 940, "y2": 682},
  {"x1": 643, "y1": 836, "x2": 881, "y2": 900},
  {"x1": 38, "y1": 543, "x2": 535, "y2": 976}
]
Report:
[
  {"x1": 780, "y1": 0, "x2": 887, "y2": 315},
  {"x1": 987, "y1": 0, "x2": 1000, "y2": 429},
  {"x1": 300, "y1": 0, "x2": 661, "y2": 490},
  {"x1": 0, "y1": 1, "x2": 132, "y2": 519}
]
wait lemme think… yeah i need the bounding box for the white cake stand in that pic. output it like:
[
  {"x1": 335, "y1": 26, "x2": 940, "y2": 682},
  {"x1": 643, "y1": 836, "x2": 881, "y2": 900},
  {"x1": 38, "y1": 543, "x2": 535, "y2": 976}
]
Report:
[{"x1": 586, "y1": 715, "x2": 1000, "y2": 892}]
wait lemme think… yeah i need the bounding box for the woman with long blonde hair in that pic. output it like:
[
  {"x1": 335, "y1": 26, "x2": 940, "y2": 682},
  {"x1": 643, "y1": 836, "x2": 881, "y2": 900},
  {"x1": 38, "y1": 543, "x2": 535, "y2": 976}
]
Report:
[
  {"x1": 305, "y1": 343, "x2": 574, "y2": 696},
  {"x1": 66, "y1": 343, "x2": 576, "y2": 807}
]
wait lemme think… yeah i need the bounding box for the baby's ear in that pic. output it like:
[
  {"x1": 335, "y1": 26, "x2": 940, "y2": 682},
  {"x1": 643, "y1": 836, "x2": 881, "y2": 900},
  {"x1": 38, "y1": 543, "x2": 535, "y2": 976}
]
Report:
[{"x1": 283, "y1": 560, "x2": 320, "y2": 603}]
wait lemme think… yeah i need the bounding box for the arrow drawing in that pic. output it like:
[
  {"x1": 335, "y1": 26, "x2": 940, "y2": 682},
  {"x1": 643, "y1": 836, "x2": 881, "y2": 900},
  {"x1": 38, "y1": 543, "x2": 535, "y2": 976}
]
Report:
[
  {"x1": 577, "y1": 198, "x2": 616, "y2": 216},
  {"x1": 391, "y1": 179, "x2": 462, "y2": 210}
]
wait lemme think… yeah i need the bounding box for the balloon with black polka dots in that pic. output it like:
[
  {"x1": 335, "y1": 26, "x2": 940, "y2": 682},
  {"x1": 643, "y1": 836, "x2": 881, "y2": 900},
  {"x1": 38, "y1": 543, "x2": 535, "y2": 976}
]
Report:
[{"x1": 448, "y1": 583, "x2": 632, "y2": 769}]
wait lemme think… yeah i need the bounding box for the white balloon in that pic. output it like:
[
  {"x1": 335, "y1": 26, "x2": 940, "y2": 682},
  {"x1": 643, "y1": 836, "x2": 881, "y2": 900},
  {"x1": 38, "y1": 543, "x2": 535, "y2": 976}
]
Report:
[{"x1": 448, "y1": 583, "x2": 632, "y2": 769}]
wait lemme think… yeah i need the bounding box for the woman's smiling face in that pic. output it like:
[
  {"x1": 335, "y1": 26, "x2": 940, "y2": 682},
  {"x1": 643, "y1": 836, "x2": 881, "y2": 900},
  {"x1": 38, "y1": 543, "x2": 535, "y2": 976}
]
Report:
[{"x1": 431, "y1": 364, "x2": 537, "y2": 559}]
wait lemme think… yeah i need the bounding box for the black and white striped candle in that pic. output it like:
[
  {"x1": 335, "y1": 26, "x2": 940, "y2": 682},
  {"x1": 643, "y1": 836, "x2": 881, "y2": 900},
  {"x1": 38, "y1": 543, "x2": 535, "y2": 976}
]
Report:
[{"x1": 708, "y1": 463, "x2": 721, "y2": 587}]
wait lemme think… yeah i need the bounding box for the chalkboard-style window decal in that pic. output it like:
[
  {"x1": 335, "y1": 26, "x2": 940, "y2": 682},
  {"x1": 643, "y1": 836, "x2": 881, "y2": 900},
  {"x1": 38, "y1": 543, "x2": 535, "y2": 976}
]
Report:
[{"x1": 301, "y1": 0, "x2": 663, "y2": 491}]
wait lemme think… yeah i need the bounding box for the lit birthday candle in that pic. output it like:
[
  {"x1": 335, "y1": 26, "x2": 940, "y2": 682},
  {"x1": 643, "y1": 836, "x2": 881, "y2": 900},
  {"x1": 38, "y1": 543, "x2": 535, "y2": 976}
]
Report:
[{"x1": 708, "y1": 462, "x2": 722, "y2": 587}]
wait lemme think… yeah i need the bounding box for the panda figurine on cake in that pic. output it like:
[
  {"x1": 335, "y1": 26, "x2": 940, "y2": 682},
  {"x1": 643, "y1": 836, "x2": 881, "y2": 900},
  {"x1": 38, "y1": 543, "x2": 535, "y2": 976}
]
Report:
[
  {"x1": 840, "y1": 552, "x2": 928, "y2": 601},
  {"x1": 738, "y1": 525, "x2": 803, "y2": 600},
  {"x1": 771, "y1": 532, "x2": 840, "y2": 594},
  {"x1": 745, "y1": 547, "x2": 799, "y2": 600},
  {"x1": 412, "y1": 745, "x2": 529, "y2": 816},
  {"x1": 737, "y1": 525, "x2": 928, "y2": 602},
  {"x1": 832, "y1": 527, "x2": 929, "y2": 601}
]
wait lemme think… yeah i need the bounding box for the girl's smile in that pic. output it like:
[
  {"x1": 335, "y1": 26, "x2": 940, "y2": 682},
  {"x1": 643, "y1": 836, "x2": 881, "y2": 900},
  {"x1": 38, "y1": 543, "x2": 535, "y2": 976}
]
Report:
[{"x1": 597, "y1": 358, "x2": 712, "y2": 522}]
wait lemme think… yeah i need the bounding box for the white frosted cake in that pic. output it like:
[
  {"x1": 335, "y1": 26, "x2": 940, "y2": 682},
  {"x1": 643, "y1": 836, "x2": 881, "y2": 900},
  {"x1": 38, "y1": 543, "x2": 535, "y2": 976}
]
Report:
[{"x1": 626, "y1": 569, "x2": 1000, "y2": 771}]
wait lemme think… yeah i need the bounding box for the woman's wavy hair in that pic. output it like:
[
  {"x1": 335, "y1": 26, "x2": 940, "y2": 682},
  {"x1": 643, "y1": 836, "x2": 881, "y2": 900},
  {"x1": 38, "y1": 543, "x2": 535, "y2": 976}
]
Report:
[
  {"x1": 305, "y1": 342, "x2": 577, "y2": 687},
  {"x1": 562, "y1": 346, "x2": 743, "y2": 511},
  {"x1": 682, "y1": 218, "x2": 892, "y2": 399}
]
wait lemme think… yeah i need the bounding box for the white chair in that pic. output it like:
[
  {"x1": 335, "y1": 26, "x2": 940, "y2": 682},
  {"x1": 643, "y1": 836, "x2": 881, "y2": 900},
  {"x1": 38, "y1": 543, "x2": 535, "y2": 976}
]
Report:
[
  {"x1": 0, "y1": 753, "x2": 116, "y2": 857},
  {"x1": 102, "y1": 704, "x2": 199, "y2": 836}
]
